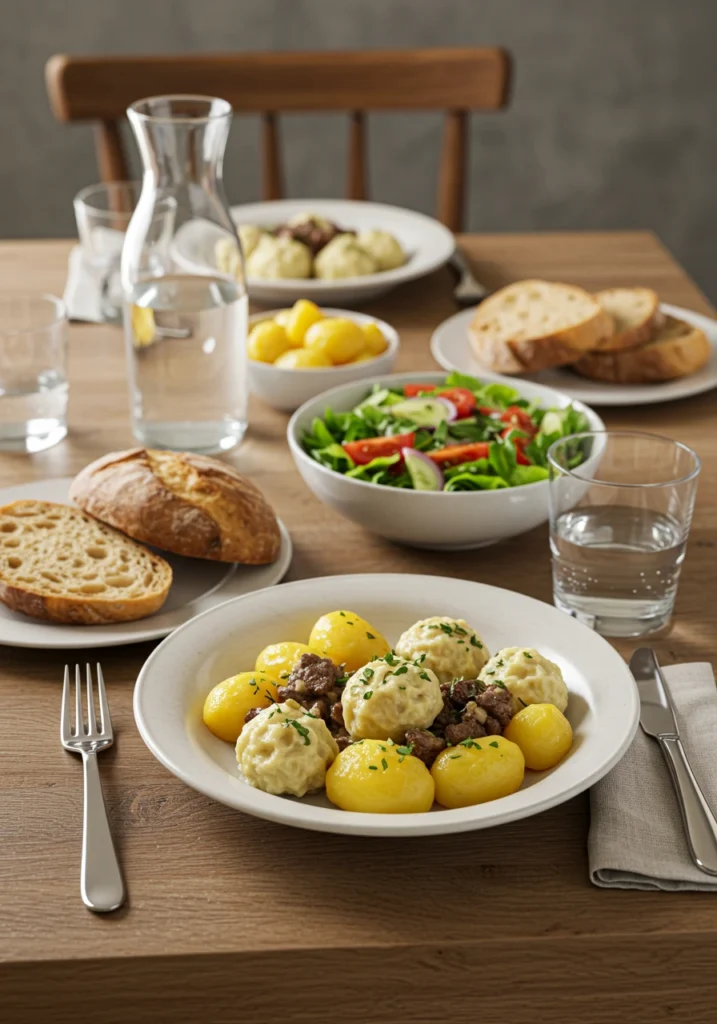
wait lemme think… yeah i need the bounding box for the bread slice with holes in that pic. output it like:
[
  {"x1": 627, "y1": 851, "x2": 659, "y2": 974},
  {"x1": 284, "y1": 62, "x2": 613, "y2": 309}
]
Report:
[
  {"x1": 469, "y1": 280, "x2": 614, "y2": 373},
  {"x1": 593, "y1": 287, "x2": 662, "y2": 351},
  {"x1": 573, "y1": 315, "x2": 711, "y2": 384},
  {"x1": 0, "y1": 500, "x2": 172, "y2": 625}
]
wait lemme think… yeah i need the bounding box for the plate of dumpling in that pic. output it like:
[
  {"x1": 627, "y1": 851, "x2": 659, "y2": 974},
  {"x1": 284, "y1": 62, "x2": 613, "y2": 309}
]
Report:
[
  {"x1": 170, "y1": 199, "x2": 455, "y2": 306},
  {"x1": 134, "y1": 573, "x2": 638, "y2": 836}
]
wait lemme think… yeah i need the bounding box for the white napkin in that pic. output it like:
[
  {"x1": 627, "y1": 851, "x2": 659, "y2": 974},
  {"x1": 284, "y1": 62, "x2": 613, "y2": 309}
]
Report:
[
  {"x1": 63, "y1": 228, "x2": 125, "y2": 322},
  {"x1": 589, "y1": 662, "x2": 717, "y2": 891}
]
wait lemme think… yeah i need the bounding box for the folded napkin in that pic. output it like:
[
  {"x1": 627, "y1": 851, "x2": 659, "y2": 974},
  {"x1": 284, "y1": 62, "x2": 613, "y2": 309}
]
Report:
[
  {"x1": 64, "y1": 229, "x2": 124, "y2": 322},
  {"x1": 589, "y1": 661, "x2": 717, "y2": 891}
]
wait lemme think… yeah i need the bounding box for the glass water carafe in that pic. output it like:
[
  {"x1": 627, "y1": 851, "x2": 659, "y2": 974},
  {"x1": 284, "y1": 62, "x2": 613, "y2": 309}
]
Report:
[{"x1": 121, "y1": 95, "x2": 248, "y2": 454}]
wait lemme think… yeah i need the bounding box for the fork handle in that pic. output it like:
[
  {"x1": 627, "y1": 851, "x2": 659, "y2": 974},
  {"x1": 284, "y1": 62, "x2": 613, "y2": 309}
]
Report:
[{"x1": 81, "y1": 751, "x2": 125, "y2": 912}]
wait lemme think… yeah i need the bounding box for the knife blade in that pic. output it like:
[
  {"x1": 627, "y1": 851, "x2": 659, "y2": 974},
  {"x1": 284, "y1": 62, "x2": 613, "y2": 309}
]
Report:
[{"x1": 631, "y1": 647, "x2": 679, "y2": 738}]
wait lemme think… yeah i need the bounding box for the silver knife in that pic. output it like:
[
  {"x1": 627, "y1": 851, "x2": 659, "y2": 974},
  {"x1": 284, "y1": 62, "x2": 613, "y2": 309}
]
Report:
[
  {"x1": 448, "y1": 249, "x2": 490, "y2": 307},
  {"x1": 631, "y1": 647, "x2": 717, "y2": 876}
]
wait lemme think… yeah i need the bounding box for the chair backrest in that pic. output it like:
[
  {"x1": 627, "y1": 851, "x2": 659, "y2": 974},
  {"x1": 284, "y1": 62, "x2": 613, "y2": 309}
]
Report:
[{"x1": 46, "y1": 48, "x2": 511, "y2": 231}]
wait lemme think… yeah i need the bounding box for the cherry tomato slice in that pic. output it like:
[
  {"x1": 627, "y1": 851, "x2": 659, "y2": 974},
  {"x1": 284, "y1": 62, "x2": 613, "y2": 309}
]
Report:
[
  {"x1": 402, "y1": 384, "x2": 476, "y2": 419},
  {"x1": 477, "y1": 405, "x2": 498, "y2": 416},
  {"x1": 428, "y1": 442, "x2": 490, "y2": 467},
  {"x1": 342, "y1": 432, "x2": 416, "y2": 466},
  {"x1": 499, "y1": 406, "x2": 537, "y2": 437},
  {"x1": 513, "y1": 437, "x2": 531, "y2": 465}
]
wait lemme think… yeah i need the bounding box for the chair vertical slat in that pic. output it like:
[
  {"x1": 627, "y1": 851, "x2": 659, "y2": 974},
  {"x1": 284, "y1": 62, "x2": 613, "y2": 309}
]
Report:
[
  {"x1": 346, "y1": 111, "x2": 367, "y2": 200},
  {"x1": 437, "y1": 109, "x2": 468, "y2": 233},
  {"x1": 94, "y1": 120, "x2": 130, "y2": 183},
  {"x1": 261, "y1": 113, "x2": 283, "y2": 200}
]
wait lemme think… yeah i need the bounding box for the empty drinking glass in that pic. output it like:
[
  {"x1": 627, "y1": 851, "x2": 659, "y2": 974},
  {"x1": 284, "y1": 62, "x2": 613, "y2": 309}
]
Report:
[
  {"x1": 74, "y1": 182, "x2": 175, "y2": 323},
  {"x1": 0, "y1": 292, "x2": 68, "y2": 453},
  {"x1": 548, "y1": 431, "x2": 700, "y2": 637}
]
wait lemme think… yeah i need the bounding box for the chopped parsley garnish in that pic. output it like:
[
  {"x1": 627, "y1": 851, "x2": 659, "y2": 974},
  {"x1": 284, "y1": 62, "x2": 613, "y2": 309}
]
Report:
[
  {"x1": 519, "y1": 697, "x2": 528, "y2": 708},
  {"x1": 489, "y1": 740, "x2": 499, "y2": 748},
  {"x1": 363, "y1": 667, "x2": 375, "y2": 680},
  {"x1": 470, "y1": 635, "x2": 483, "y2": 649},
  {"x1": 497, "y1": 659, "x2": 505, "y2": 668},
  {"x1": 415, "y1": 653, "x2": 427, "y2": 665},
  {"x1": 363, "y1": 690, "x2": 373, "y2": 700},
  {"x1": 339, "y1": 611, "x2": 346, "y2": 617},
  {"x1": 459, "y1": 738, "x2": 482, "y2": 750},
  {"x1": 368, "y1": 765, "x2": 377, "y2": 771},
  {"x1": 398, "y1": 685, "x2": 406, "y2": 691},
  {"x1": 438, "y1": 622, "x2": 454, "y2": 636},
  {"x1": 492, "y1": 680, "x2": 507, "y2": 690},
  {"x1": 346, "y1": 620, "x2": 354, "y2": 626},
  {"x1": 523, "y1": 651, "x2": 533, "y2": 659},
  {"x1": 249, "y1": 677, "x2": 260, "y2": 695},
  {"x1": 381, "y1": 758, "x2": 388, "y2": 771},
  {"x1": 449, "y1": 754, "x2": 461, "y2": 760},
  {"x1": 392, "y1": 665, "x2": 409, "y2": 676},
  {"x1": 286, "y1": 719, "x2": 311, "y2": 745},
  {"x1": 396, "y1": 744, "x2": 413, "y2": 757},
  {"x1": 366, "y1": 632, "x2": 376, "y2": 640},
  {"x1": 453, "y1": 624, "x2": 468, "y2": 636},
  {"x1": 264, "y1": 689, "x2": 275, "y2": 703},
  {"x1": 379, "y1": 744, "x2": 387, "y2": 752},
  {"x1": 419, "y1": 671, "x2": 431, "y2": 681},
  {"x1": 384, "y1": 652, "x2": 399, "y2": 666}
]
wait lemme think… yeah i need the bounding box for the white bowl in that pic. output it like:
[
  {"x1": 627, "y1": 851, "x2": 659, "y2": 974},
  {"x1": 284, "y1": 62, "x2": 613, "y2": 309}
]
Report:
[
  {"x1": 248, "y1": 308, "x2": 398, "y2": 413},
  {"x1": 133, "y1": 573, "x2": 639, "y2": 837},
  {"x1": 287, "y1": 371, "x2": 605, "y2": 549},
  {"x1": 171, "y1": 198, "x2": 455, "y2": 306}
]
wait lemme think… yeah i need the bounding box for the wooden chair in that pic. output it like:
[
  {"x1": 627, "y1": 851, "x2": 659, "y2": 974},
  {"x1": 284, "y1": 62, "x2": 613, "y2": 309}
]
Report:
[{"x1": 45, "y1": 48, "x2": 511, "y2": 232}]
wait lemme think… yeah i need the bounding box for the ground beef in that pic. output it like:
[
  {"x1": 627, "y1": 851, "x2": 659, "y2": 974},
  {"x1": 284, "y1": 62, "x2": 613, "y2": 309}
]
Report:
[
  {"x1": 444, "y1": 701, "x2": 489, "y2": 745},
  {"x1": 333, "y1": 729, "x2": 352, "y2": 752},
  {"x1": 275, "y1": 218, "x2": 341, "y2": 256},
  {"x1": 404, "y1": 728, "x2": 446, "y2": 767},
  {"x1": 244, "y1": 706, "x2": 263, "y2": 725},
  {"x1": 330, "y1": 701, "x2": 345, "y2": 728},
  {"x1": 444, "y1": 679, "x2": 481, "y2": 707},
  {"x1": 476, "y1": 685, "x2": 514, "y2": 727},
  {"x1": 307, "y1": 698, "x2": 331, "y2": 721},
  {"x1": 280, "y1": 653, "x2": 343, "y2": 701}
]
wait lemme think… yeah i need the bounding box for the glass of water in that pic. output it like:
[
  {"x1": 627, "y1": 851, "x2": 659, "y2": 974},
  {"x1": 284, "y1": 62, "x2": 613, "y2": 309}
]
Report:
[
  {"x1": 548, "y1": 431, "x2": 700, "y2": 637},
  {"x1": 0, "y1": 293, "x2": 68, "y2": 453}
]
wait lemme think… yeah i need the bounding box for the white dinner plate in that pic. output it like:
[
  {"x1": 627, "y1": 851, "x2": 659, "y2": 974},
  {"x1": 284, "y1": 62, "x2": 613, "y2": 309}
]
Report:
[
  {"x1": 134, "y1": 573, "x2": 639, "y2": 837},
  {"x1": 431, "y1": 303, "x2": 717, "y2": 406},
  {"x1": 170, "y1": 198, "x2": 455, "y2": 306},
  {"x1": 0, "y1": 478, "x2": 292, "y2": 649}
]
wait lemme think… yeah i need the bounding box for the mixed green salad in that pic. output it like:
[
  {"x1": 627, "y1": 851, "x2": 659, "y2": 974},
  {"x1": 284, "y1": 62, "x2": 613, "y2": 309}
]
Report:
[{"x1": 301, "y1": 372, "x2": 590, "y2": 492}]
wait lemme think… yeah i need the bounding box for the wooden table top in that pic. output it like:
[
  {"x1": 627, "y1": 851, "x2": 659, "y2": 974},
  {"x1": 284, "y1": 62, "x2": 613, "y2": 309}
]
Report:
[{"x1": 2, "y1": 231, "x2": 716, "y2": 1024}]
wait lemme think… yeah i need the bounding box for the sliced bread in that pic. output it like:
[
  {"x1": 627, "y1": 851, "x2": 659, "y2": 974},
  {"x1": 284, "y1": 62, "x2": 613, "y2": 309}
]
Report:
[
  {"x1": 594, "y1": 287, "x2": 662, "y2": 351},
  {"x1": 469, "y1": 280, "x2": 614, "y2": 373},
  {"x1": 0, "y1": 500, "x2": 172, "y2": 625},
  {"x1": 70, "y1": 449, "x2": 281, "y2": 565},
  {"x1": 573, "y1": 315, "x2": 711, "y2": 384}
]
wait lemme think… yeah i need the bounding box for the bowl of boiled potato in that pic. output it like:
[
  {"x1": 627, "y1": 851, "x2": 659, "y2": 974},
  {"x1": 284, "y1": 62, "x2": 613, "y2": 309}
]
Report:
[
  {"x1": 133, "y1": 573, "x2": 639, "y2": 837},
  {"x1": 247, "y1": 300, "x2": 398, "y2": 412}
]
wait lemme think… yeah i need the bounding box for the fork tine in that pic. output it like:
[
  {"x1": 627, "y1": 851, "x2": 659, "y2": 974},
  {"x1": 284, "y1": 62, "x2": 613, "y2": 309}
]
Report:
[
  {"x1": 75, "y1": 664, "x2": 83, "y2": 735},
  {"x1": 85, "y1": 663, "x2": 97, "y2": 736},
  {"x1": 96, "y1": 663, "x2": 111, "y2": 735},
  {"x1": 61, "y1": 665, "x2": 71, "y2": 741}
]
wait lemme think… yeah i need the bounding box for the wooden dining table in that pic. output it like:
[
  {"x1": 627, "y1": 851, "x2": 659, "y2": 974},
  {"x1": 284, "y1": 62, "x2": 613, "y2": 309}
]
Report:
[{"x1": 1, "y1": 231, "x2": 716, "y2": 1024}]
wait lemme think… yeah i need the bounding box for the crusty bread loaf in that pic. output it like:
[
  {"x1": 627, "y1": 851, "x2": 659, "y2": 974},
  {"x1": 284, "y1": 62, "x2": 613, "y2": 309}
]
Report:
[
  {"x1": 469, "y1": 280, "x2": 614, "y2": 373},
  {"x1": 594, "y1": 287, "x2": 662, "y2": 351},
  {"x1": 573, "y1": 315, "x2": 711, "y2": 384},
  {"x1": 0, "y1": 501, "x2": 172, "y2": 625},
  {"x1": 70, "y1": 449, "x2": 281, "y2": 565}
]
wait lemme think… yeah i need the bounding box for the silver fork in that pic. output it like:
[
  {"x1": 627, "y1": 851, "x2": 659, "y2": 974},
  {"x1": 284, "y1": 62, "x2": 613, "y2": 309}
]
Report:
[{"x1": 61, "y1": 664, "x2": 126, "y2": 913}]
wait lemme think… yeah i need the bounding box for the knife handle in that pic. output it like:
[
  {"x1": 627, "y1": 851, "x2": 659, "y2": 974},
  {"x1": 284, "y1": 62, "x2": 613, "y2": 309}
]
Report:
[{"x1": 659, "y1": 736, "x2": 717, "y2": 876}]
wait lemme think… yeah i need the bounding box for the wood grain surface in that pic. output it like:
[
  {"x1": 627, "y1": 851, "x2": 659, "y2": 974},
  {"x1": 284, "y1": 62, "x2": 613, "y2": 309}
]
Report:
[{"x1": 1, "y1": 232, "x2": 716, "y2": 1024}]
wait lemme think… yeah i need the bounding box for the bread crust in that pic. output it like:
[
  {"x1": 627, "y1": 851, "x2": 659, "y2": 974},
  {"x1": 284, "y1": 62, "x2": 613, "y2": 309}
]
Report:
[
  {"x1": 0, "y1": 578, "x2": 169, "y2": 624},
  {"x1": 469, "y1": 281, "x2": 614, "y2": 373},
  {"x1": 594, "y1": 287, "x2": 662, "y2": 352},
  {"x1": 573, "y1": 316, "x2": 711, "y2": 383},
  {"x1": 70, "y1": 449, "x2": 281, "y2": 565}
]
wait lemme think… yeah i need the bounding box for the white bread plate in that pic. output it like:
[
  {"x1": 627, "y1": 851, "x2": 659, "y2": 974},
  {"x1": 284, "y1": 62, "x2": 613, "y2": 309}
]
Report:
[
  {"x1": 170, "y1": 198, "x2": 455, "y2": 306},
  {"x1": 249, "y1": 307, "x2": 398, "y2": 413},
  {"x1": 133, "y1": 573, "x2": 638, "y2": 837},
  {"x1": 287, "y1": 371, "x2": 604, "y2": 550}
]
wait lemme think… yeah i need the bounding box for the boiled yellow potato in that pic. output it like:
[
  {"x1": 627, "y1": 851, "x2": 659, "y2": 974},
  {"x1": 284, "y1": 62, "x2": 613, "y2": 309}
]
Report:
[
  {"x1": 353, "y1": 351, "x2": 379, "y2": 363},
  {"x1": 202, "y1": 671, "x2": 279, "y2": 743},
  {"x1": 255, "y1": 640, "x2": 313, "y2": 681},
  {"x1": 131, "y1": 305, "x2": 156, "y2": 348},
  {"x1": 285, "y1": 299, "x2": 323, "y2": 345},
  {"x1": 304, "y1": 318, "x2": 365, "y2": 365},
  {"x1": 326, "y1": 739, "x2": 435, "y2": 813},
  {"x1": 273, "y1": 308, "x2": 292, "y2": 328},
  {"x1": 274, "y1": 348, "x2": 332, "y2": 369},
  {"x1": 431, "y1": 735, "x2": 525, "y2": 808},
  {"x1": 361, "y1": 321, "x2": 388, "y2": 355},
  {"x1": 309, "y1": 610, "x2": 390, "y2": 672},
  {"x1": 503, "y1": 703, "x2": 573, "y2": 771},
  {"x1": 248, "y1": 320, "x2": 290, "y2": 363}
]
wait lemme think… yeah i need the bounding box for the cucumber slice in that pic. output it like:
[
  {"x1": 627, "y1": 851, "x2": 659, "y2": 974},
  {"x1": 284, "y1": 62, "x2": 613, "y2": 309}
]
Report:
[
  {"x1": 402, "y1": 448, "x2": 444, "y2": 491},
  {"x1": 390, "y1": 396, "x2": 457, "y2": 428},
  {"x1": 540, "y1": 410, "x2": 564, "y2": 436}
]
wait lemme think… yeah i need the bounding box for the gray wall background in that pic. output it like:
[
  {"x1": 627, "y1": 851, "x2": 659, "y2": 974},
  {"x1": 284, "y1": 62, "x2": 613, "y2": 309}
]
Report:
[{"x1": 3, "y1": 0, "x2": 716, "y2": 296}]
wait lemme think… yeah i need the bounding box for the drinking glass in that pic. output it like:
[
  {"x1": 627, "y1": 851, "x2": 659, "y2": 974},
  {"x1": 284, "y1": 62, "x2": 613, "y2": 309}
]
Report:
[
  {"x1": 548, "y1": 431, "x2": 700, "y2": 637},
  {"x1": 74, "y1": 182, "x2": 175, "y2": 323},
  {"x1": 0, "y1": 293, "x2": 68, "y2": 453},
  {"x1": 121, "y1": 95, "x2": 248, "y2": 454}
]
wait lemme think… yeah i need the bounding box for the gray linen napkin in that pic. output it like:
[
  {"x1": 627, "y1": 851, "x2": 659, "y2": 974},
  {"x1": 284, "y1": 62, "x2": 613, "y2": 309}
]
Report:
[
  {"x1": 589, "y1": 662, "x2": 717, "y2": 890},
  {"x1": 63, "y1": 236, "x2": 124, "y2": 323}
]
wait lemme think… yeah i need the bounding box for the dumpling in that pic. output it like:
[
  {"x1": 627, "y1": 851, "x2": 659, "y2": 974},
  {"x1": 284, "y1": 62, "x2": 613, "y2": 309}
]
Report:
[
  {"x1": 314, "y1": 234, "x2": 378, "y2": 279},
  {"x1": 235, "y1": 699, "x2": 338, "y2": 796},
  {"x1": 237, "y1": 224, "x2": 264, "y2": 259},
  {"x1": 479, "y1": 648, "x2": 568, "y2": 714},
  {"x1": 246, "y1": 235, "x2": 312, "y2": 279},
  {"x1": 356, "y1": 229, "x2": 406, "y2": 271},
  {"x1": 214, "y1": 236, "x2": 240, "y2": 276},
  {"x1": 395, "y1": 617, "x2": 489, "y2": 684},
  {"x1": 341, "y1": 655, "x2": 443, "y2": 742}
]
